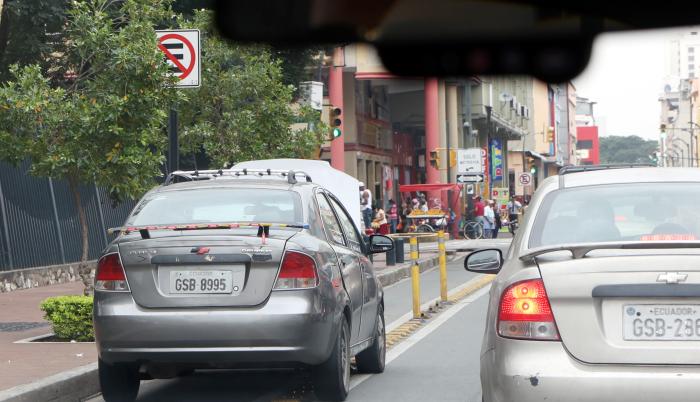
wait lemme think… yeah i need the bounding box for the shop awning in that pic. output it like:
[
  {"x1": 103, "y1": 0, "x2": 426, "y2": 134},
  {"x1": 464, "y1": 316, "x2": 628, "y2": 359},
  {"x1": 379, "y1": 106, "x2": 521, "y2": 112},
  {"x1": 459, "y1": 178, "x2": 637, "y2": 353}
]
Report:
[{"x1": 399, "y1": 183, "x2": 463, "y2": 193}]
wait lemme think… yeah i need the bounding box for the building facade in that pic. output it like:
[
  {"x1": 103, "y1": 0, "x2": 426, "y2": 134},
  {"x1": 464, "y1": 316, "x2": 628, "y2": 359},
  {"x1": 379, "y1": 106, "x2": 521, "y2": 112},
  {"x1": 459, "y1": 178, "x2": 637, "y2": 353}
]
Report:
[{"x1": 320, "y1": 44, "x2": 577, "y2": 221}]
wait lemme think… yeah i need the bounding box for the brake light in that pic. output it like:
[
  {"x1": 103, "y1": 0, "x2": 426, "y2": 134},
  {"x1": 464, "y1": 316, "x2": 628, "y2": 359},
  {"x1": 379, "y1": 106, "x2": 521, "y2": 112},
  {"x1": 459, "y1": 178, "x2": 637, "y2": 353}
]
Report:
[
  {"x1": 497, "y1": 279, "x2": 559, "y2": 340},
  {"x1": 274, "y1": 251, "x2": 318, "y2": 290},
  {"x1": 95, "y1": 253, "x2": 130, "y2": 292}
]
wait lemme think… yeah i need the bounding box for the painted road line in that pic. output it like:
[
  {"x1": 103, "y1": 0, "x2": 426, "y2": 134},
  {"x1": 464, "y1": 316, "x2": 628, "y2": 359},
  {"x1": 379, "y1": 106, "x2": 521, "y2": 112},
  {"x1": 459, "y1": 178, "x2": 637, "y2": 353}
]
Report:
[{"x1": 349, "y1": 285, "x2": 492, "y2": 391}]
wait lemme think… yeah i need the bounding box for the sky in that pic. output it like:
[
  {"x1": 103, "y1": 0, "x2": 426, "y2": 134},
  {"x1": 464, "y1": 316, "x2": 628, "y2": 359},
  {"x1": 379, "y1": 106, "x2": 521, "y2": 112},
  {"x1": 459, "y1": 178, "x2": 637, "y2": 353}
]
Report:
[{"x1": 573, "y1": 29, "x2": 673, "y2": 140}]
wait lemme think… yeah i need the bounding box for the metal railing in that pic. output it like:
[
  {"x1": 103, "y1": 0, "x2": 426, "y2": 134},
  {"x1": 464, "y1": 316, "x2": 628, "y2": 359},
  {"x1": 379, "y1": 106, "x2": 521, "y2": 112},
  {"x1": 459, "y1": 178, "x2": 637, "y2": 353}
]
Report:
[{"x1": 0, "y1": 161, "x2": 136, "y2": 271}]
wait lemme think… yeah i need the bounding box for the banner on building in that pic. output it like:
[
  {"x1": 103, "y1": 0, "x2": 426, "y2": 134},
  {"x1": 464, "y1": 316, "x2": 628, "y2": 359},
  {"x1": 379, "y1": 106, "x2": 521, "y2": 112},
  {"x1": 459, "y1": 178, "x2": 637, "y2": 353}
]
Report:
[
  {"x1": 481, "y1": 147, "x2": 489, "y2": 199},
  {"x1": 490, "y1": 138, "x2": 503, "y2": 181}
]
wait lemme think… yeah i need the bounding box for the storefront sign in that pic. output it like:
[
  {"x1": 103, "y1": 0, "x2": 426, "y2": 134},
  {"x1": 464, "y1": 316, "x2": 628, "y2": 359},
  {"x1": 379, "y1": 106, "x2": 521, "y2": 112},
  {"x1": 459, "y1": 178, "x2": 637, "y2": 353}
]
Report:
[{"x1": 492, "y1": 187, "x2": 509, "y2": 211}]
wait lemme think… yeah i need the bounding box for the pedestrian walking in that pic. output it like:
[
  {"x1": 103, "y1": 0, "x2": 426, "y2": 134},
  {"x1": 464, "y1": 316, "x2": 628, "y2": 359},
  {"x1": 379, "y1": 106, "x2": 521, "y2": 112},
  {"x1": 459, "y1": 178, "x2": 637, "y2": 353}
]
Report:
[
  {"x1": 491, "y1": 200, "x2": 501, "y2": 239},
  {"x1": 387, "y1": 199, "x2": 399, "y2": 234},
  {"x1": 359, "y1": 182, "x2": 373, "y2": 230},
  {"x1": 507, "y1": 196, "x2": 522, "y2": 225},
  {"x1": 399, "y1": 201, "x2": 410, "y2": 233},
  {"x1": 473, "y1": 195, "x2": 486, "y2": 228},
  {"x1": 483, "y1": 199, "x2": 495, "y2": 238}
]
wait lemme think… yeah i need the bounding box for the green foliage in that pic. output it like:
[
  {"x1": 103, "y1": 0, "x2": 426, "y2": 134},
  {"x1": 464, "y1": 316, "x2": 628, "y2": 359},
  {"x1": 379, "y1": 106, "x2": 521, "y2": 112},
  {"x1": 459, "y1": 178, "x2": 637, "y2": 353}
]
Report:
[
  {"x1": 0, "y1": 0, "x2": 180, "y2": 203},
  {"x1": 271, "y1": 46, "x2": 326, "y2": 99},
  {"x1": 40, "y1": 295, "x2": 94, "y2": 342},
  {"x1": 599, "y1": 135, "x2": 659, "y2": 164},
  {"x1": 0, "y1": 0, "x2": 71, "y2": 82},
  {"x1": 178, "y1": 10, "x2": 326, "y2": 168}
]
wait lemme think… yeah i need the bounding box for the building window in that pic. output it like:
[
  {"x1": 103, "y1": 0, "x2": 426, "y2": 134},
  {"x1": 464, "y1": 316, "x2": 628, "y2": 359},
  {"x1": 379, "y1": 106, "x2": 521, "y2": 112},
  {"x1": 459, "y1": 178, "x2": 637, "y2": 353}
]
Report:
[
  {"x1": 691, "y1": 47, "x2": 696, "y2": 53},
  {"x1": 690, "y1": 55, "x2": 695, "y2": 62},
  {"x1": 577, "y1": 140, "x2": 593, "y2": 149},
  {"x1": 692, "y1": 72, "x2": 697, "y2": 79}
]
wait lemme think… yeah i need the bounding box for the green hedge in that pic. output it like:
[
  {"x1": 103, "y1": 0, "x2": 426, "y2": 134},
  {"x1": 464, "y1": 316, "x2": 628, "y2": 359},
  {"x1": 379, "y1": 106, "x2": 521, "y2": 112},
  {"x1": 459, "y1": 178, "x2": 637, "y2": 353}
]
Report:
[{"x1": 40, "y1": 295, "x2": 94, "y2": 342}]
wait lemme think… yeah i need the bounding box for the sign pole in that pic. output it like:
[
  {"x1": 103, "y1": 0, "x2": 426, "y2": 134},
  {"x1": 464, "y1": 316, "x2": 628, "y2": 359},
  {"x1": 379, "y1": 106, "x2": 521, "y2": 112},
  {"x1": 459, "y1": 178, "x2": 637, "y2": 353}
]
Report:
[
  {"x1": 168, "y1": 108, "x2": 178, "y2": 174},
  {"x1": 156, "y1": 29, "x2": 200, "y2": 175}
]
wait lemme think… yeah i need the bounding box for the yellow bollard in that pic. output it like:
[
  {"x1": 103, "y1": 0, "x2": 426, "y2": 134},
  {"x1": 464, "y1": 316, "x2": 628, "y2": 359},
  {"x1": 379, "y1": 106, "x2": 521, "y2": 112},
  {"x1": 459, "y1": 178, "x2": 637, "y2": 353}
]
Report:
[
  {"x1": 410, "y1": 236, "x2": 421, "y2": 318},
  {"x1": 438, "y1": 230, "x2": 447, "y2": 302}
]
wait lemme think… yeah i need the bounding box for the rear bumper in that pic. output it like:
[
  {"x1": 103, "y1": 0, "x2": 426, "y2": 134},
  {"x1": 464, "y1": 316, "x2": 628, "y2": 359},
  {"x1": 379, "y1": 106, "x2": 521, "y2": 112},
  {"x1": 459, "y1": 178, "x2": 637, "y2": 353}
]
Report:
[
  {"x1": 94, "y1": 290, "x2": 337, "y2": 367},
  {"x1": 482, "y1": 339, "x2": 700, "y2": 402}
]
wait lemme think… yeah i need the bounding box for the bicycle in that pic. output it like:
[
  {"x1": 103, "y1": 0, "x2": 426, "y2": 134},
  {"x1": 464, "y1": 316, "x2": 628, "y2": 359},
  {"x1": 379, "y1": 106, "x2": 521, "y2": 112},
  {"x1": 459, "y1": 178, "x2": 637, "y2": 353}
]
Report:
[
  {"x1": 415, "y1": 223, "x2": 435, "y2": 233},
  {"x1": 461, "y1": 219, "x2": 484, "y2": 240}
]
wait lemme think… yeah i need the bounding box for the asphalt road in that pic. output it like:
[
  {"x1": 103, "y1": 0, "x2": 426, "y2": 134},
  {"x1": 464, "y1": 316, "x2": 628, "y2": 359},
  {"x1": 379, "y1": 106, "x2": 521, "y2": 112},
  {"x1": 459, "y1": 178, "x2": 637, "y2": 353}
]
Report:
[{"x1": 89, "y1": 257, "x2": 491, "y2": 402}]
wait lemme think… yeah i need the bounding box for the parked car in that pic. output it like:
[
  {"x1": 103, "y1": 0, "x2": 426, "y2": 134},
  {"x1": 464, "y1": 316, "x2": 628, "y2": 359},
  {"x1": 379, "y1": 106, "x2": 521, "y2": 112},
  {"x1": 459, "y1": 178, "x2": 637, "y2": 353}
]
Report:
[
  {"x1": 94, "y1": 168, "x2": 392, "y2": 402},
  {"x1": 465, "y1": 166, "x2": 700, "y2": 402}
]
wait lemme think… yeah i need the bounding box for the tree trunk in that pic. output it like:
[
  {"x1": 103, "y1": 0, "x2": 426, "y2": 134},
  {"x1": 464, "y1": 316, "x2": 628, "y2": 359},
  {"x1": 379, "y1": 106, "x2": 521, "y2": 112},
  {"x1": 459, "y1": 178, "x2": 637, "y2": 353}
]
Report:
[{"x1": 68, "y1": 176, "x2": 93, "y2": 295}]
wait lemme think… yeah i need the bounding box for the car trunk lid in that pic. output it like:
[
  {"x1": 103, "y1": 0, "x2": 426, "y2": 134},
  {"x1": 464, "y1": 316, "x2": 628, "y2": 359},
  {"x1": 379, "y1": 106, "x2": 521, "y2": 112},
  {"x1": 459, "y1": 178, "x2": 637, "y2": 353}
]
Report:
[
  {"x1": 537, "y1": 251, "x2": 700, "y2": 365},
  {"x1": 118, "y1": 229, "x2": 296, "y2": 308}
]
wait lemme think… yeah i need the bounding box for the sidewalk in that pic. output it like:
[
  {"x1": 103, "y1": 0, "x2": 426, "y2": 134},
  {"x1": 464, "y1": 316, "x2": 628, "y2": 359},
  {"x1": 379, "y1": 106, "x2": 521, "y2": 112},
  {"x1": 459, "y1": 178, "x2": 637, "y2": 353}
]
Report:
[{"x1": 0, "y1": 282, "x2": 97, "y2": 392}]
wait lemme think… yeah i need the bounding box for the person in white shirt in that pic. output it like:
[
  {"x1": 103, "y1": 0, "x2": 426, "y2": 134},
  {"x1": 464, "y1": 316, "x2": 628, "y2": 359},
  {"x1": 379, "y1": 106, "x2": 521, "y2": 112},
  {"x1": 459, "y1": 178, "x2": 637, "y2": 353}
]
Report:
[
  {"x1": 507, "y1": 197, "x2": 522, "y2": 225},
  {"x1": 359, "y1": 182, "x2": 373, "y2": 229},
  {"x1": 483, "y1": 200, "x2": 495, "y2": 238}
]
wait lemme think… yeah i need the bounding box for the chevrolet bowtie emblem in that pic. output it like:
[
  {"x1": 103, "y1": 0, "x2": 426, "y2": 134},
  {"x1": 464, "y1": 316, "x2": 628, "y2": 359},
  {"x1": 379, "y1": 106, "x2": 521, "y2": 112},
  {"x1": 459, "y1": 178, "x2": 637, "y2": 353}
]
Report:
[{"x1": 657, "y1": 272, "x2": 688, "y2": 284}]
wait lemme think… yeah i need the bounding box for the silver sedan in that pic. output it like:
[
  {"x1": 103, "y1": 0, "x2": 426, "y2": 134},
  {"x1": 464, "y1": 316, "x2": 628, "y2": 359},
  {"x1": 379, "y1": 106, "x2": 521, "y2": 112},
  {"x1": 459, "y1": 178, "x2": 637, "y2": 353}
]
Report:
[
  {"x1": 466, "y1": 167, "x2": 700, "y2": 402},
  {"x1": 93, "y1": 169, "x2": 392, "y2": 402}
]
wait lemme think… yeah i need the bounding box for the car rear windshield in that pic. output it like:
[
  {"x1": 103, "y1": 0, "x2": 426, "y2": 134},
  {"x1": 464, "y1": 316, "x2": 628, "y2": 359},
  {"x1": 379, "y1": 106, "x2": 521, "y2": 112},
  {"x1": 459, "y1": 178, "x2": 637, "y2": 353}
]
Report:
[
  {"x1": 128, "y1": 188, "x2": 303, "y2": 226},
  {"x1": 529, "y1": 183, "x2": 700, "y2": 248}
]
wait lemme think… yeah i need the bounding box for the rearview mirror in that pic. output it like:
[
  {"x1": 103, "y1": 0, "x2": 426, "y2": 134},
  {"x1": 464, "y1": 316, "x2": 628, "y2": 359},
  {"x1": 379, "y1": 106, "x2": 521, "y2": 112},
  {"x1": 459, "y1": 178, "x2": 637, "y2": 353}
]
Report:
[
  {"x1": 464, "y1": 249, "x2": 502, "y2": 274},
  {"x1": 212, "y1": 0, "x2": 696, "y2": 81},
  {"x1": 369, "y1": 235, "x2": 394, "y2": 254}
]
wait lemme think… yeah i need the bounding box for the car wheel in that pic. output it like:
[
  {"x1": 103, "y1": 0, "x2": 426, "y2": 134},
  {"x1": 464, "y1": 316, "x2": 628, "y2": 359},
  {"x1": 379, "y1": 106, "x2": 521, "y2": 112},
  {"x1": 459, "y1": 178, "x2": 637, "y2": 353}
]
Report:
[
  {"x1": 313, "y1": 319, "x2": 350, "y2": 401},
  {"x1": 355, "y1": 304, "x2": 385, "y2": 374},
  {"x1": 99, "y1": 358, "x2": 140, "y2": 402}
]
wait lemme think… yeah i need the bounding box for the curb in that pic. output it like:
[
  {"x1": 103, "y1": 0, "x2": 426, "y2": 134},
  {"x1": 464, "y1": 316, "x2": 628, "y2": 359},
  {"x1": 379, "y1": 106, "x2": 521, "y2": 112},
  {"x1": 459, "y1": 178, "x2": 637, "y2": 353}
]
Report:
[
  {"x1": 0, "y1": 362, "x2": 98, "y2": 402},
  {"x1": 375, "y1": 251, "x2": 457, "y2": 288}
]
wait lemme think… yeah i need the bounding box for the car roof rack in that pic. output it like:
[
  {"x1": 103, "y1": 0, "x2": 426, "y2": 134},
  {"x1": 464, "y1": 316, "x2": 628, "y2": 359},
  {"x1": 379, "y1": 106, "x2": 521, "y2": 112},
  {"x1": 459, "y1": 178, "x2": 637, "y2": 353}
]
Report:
[
  {"x1": 558, "y1": 163, "x2": 656, "y2": 176},
  {"x1": 163, "y1": 169, "x2": 313, "y2": 186}
]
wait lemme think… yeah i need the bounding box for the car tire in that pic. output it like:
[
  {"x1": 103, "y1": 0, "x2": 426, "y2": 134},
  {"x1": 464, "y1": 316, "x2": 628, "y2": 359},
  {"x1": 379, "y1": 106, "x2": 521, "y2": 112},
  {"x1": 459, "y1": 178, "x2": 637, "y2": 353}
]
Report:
[
  {"x1": 355, "y1": 304, "x2": 385, "y2": 374},
  {"x1": 99, "y1": 358, "x2": 140, "y2": 402},
  {"x1": 313, "y1": 319, "x2": 350, "y2": 401}
]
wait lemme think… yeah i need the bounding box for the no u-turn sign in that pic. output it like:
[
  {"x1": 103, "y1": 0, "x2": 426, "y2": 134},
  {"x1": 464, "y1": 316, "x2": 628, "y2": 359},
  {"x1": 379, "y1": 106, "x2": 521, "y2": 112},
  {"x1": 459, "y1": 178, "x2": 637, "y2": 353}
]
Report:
[{"x1": 156, "y1": 29, "x2": 200, "y2": 88}]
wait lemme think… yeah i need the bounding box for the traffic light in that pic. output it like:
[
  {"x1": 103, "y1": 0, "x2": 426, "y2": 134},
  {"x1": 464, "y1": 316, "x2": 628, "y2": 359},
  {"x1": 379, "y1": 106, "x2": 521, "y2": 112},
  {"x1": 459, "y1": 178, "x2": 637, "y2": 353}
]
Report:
[
  {"x1": 530, "y1": 164, "x2": 537, "y2": 175},
  {"x1": 429, "y1": 150, "x2": 440, "y2": 169},
  {"x1": 449, "y1": 150, "x2": 457, "y2": 168},
  {"x1": 546, "y1": 126, "x2": 555, "y2": 143},
  {"x1": 331, "y1": 107, "x2": 342, "y2": 139}
]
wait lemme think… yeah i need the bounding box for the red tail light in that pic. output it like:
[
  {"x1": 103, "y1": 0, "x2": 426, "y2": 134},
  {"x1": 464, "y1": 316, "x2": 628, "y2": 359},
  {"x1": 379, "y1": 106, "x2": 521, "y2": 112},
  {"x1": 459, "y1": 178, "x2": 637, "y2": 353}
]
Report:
[
  {"x1": 274, "y1": 251, "x2": 318, "y2": 290},
  {"x1": 95, "y1": 253, "x2": 130, "y2": 292},
  {"x1": 498, "y1": 279, "x2": 559, "y2": 340}
]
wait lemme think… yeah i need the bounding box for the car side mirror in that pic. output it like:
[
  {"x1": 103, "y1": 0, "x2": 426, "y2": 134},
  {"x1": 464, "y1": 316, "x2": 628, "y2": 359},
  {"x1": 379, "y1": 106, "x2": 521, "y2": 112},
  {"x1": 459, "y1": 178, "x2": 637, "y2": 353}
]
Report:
[
  {"x1": 464, "y1": 249, "x2": 502, "y2": 274},
  {"x1": 369, "y1": 235, "x2": 394, "y2": 254}
]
